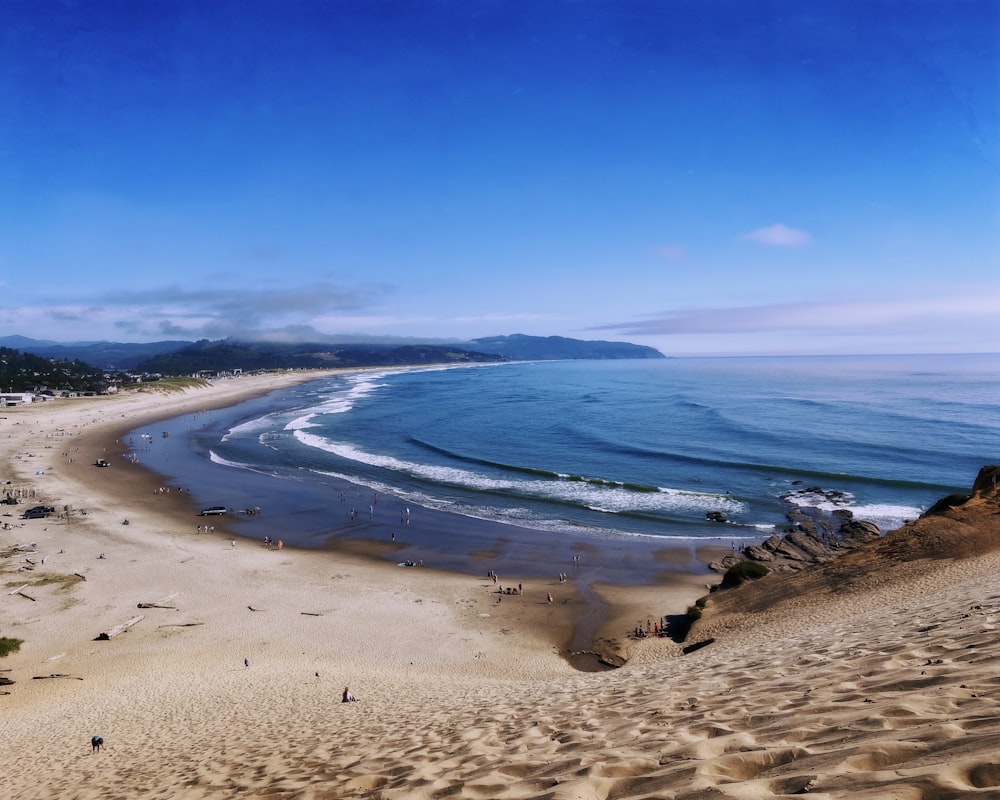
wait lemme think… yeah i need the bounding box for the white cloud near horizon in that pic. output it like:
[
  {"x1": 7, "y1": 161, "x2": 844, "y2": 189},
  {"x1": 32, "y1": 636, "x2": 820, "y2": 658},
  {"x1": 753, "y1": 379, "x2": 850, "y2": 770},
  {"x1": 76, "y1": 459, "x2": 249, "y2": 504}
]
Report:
[
  {"x1": 4, "y1": 277, "x2": 999, "y2": 355},
  {"x1": 743, "y1": 223, "x2": 812, "y2": 247},
  {"x1": 594, "y1": 288, "x2": 1000, "y2": 338},
  {"x1": 0, "y1": 293, "x2": 560, "y2": 344}
]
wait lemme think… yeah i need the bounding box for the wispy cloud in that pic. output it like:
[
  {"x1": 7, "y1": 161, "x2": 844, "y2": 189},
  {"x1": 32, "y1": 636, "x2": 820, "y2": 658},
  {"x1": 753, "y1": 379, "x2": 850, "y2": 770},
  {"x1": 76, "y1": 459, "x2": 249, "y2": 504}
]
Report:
[
  {"x1": 653, "y1": 243, "x2": 686, "y2": 260},
  {"x1": 0, "y1": 281, "x2": 400, "y2": 342},
  {"x1": 105, "y1": 282, "x2": 393, "y2": 317},
  {"x1": 590, "y1": 288, "x2": 1000, "y2": 338},
  {"x1": 742, "y1": 224, "x2": 812, "y2": 247}
]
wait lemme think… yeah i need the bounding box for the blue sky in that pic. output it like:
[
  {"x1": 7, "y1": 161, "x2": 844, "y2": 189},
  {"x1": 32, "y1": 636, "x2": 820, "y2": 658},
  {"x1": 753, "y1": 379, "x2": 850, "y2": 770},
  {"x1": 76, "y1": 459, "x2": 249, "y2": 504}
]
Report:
[{"x1": 1, "y1": 0, "x2": 997, "y2": 356}]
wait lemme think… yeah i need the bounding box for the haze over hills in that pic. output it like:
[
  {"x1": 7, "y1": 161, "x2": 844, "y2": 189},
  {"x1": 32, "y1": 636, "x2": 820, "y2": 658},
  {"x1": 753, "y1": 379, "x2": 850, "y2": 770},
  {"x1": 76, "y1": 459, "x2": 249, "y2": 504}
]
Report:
[{"x1": 0, "y1": 334, "x2": 665, "y2": 372}]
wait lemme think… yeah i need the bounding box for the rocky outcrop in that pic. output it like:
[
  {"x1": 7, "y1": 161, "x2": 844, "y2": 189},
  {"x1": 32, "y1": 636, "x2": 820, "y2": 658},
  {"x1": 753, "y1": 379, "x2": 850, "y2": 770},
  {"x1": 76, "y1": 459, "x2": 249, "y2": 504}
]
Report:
[
  {"x1": 972, "y1": 465, "x2": 1000, "y2": 498},
  {"x1": 695, "y1": 468, "x2": 1000, "y2": 639},
  {"x1": 711, "y1": 467, "x2": 1000, "y2": 576},
  {"x1": 711, "y1": 490, "x2": 882, "y2": 574}
]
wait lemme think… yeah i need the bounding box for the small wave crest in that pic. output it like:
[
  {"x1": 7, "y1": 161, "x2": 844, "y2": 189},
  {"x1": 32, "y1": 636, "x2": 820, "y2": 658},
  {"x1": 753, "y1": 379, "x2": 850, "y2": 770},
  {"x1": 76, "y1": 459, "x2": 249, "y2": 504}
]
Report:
[
  {"x1": 283, "y1": 374, "x2": 395, "y2": 432},
  {"x1": 222, "y1": 412, "x2": 284, "y2": 442},
  {"x1": 208, "y1": 450, "x2": 251, "y2": 469},
  {"x1": 296, "y1": 430, "x2": 745, "y2": 517}
]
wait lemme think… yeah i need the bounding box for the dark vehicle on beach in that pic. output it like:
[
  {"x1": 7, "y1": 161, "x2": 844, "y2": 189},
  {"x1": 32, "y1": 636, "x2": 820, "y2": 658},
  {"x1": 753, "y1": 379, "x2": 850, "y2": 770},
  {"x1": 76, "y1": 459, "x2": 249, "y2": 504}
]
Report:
[
  {"x1": 199, "y1": 506, "x2": 227, "y2": 516},
  {"x1": 21, "y1": 505, "x2": 55, "y2": 519},
  {"x1": 94, "y1": 459, "x2": 110, "y2": 468}
]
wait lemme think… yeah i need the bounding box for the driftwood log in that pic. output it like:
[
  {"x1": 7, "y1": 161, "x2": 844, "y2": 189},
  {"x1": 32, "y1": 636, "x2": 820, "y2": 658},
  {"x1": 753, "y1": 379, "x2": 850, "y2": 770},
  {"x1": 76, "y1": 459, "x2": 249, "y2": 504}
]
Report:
[
  {"x1": 8, "y1": 584, "x2": 35, "y2": 601},
  {"x1": 96, "y1": 615, "x2": 144, "y2": 640}
]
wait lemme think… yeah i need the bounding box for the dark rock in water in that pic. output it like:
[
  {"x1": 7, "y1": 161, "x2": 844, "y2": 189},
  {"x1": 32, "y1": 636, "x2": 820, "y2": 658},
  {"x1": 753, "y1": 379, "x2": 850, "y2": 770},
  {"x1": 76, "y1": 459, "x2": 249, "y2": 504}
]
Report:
[
  {"x1": 705, "y1": 511, "x2": 727, "y2": 523},
  {"x1": 711, "y1": 487, "x2": 884, "y2": 573},
  {"x1": 786, "y1": 511, "x2": 818, "y2": 537}
]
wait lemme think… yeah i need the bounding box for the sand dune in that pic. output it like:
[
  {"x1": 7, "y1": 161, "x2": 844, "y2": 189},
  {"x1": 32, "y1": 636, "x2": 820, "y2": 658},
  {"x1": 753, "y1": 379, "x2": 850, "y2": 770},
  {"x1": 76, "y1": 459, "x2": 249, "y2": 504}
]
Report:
[{"x1": 3, "y1": 376, "x2": 1000, "y2": 799}]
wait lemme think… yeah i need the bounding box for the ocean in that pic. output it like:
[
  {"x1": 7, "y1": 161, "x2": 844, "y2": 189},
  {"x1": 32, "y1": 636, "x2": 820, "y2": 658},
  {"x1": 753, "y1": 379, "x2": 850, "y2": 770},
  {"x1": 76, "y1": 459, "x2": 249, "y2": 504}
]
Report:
[{"x1": 130, "y1": 354, "x2": 1000, "y2": 584}]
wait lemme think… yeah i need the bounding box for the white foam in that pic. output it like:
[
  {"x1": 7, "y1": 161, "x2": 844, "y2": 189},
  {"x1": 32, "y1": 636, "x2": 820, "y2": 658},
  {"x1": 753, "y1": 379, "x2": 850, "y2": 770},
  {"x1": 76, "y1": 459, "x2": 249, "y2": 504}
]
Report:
[
  {"x1": 223, "y1": 411, "x2": 287, "y2": 442},
  {"x1": 849, "y1": 502, "x2": 923, "y2": 531},
  {"x1": 208, "y1": 450, "x2": 249, "y2": 469},
  {"x1": 294, "y1": 429, "x2": 745, "y2": 517}
]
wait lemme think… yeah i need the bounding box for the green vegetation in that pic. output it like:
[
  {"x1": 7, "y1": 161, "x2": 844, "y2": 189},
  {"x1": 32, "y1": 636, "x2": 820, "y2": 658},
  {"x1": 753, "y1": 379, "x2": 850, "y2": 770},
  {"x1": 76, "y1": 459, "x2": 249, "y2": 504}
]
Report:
[
  {"x1": 684, "y1": 596, "x2": 709, "y2": 625},
  {"x1": 0, "y1": 636, "x2": 23, "y2": 658},
  {"x1": 131, "y1": 376, "x2": 212, "y2": 394},
  {"x1": 0, "y1": 347, "x2": 118, "y2": 394},
  {"x1": 136, "y1": 340, "x2": 504, "y2": 375},
  {"x1": 720, "y1": 560, "x2": 770, "y2": 588}
]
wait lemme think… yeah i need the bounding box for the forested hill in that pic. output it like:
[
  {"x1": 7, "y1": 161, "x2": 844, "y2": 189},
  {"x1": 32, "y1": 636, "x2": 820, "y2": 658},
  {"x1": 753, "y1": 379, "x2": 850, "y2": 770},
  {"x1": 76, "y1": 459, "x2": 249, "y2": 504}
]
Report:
[
  {"x1": 0, "y1": 334, "x2": 665, "y2": 373},
  {"x1": 136, "y1": 341, "x2": 502, "y2": 374},
  {"x1": 465, "y1": 335, "x2": 664, "y2": 360}
]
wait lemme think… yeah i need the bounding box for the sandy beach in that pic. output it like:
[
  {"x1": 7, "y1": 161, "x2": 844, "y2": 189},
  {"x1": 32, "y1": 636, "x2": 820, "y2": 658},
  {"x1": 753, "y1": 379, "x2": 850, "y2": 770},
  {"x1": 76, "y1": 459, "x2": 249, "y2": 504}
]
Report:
[{"x1": 3, "y1": 373, "x2": 1000, "y2": 799}]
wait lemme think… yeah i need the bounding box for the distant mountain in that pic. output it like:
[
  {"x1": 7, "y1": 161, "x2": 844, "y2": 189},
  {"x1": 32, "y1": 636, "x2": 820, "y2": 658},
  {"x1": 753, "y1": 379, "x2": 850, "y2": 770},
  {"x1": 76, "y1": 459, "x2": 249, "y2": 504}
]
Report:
[
  {"x1": 465, "y1": 334, "x2": 665, "y2": 360},
  {"x1": 0, "y1": 333, "x2": 665, "y2": 374},
  {"x1": 0, "y1": 336, "x2": 191, "y2": 370},
  {"x1": 135, "y1": 340, "x2": 504, "y2": 374}
]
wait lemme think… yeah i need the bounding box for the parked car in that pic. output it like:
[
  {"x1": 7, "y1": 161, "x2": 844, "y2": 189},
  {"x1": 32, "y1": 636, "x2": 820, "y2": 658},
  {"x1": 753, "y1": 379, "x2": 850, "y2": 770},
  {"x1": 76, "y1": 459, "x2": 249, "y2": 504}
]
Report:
[
  {"x1": 21, "y1": 505, "x2": 55, "y2": 519},
  {"x1": 199, "y1": 506, "x2": 227, "y2": 516}
]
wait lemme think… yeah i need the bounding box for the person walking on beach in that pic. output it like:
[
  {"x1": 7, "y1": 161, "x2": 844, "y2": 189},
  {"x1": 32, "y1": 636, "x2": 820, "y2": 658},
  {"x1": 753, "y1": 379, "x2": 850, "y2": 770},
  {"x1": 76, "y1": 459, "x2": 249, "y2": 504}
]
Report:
[
  {"x1": 244, "y1": 657, "x2": 249, "y2": 669},
  {"x1": 91, "y1": 735, "x2": 104, "y2": 753}
]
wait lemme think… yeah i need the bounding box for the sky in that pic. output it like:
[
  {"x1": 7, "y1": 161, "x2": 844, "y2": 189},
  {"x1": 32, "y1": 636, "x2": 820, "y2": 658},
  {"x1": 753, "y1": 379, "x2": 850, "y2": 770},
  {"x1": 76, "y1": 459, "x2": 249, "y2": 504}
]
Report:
[{"x1": 1, "y1": 0, "x2": 998, "y2": 356}]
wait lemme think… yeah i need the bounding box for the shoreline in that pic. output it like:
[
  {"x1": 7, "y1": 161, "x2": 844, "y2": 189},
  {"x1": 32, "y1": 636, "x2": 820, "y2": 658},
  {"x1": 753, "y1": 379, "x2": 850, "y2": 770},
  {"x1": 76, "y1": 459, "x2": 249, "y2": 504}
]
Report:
[
  {"x1": 6, "y1": 374, "x2": 1000, "y2": 798},
  {"x1": 97, "y1": 371, "x2": 723, "y2": 657},
  {"x1": 2, "y1": 371, "x2": 710, "y2": 666}
]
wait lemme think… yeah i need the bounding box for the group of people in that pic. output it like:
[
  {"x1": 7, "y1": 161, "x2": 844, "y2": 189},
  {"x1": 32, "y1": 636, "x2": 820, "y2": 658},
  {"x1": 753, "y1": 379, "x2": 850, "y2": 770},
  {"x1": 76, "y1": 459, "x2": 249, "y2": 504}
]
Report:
[{"x1": 633, "y1": 616, "x2": 671, "y2": 638}]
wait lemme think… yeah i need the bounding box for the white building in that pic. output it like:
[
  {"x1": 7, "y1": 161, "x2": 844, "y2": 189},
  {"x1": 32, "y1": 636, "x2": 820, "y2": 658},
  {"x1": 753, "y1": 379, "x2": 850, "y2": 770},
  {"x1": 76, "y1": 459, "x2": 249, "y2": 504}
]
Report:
[{"x1": 0, "y1": 393, "x2": 34, "y2": 406}]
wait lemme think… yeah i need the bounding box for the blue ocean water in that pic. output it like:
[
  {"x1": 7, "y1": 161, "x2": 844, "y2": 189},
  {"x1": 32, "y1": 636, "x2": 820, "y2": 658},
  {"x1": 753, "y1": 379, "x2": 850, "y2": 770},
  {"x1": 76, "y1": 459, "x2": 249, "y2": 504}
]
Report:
[{"x1": 138, "y1": 354, "x2": 999, "y2": 571}]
